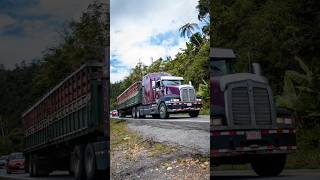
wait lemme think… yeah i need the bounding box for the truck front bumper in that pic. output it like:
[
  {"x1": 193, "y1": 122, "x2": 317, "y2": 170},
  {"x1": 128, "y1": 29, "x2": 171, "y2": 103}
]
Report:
[
  {"x1": 211, "y1": 129, "x2": 296, "y2": 157},
  {"x1": 166, "y1": 102, "x2": 202, "y2": 113}
]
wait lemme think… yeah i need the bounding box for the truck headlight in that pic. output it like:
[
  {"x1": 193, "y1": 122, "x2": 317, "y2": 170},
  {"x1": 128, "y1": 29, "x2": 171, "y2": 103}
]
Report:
[
  {"x1": 196, "y1": 98, "x2": 202, "y2": 102},
  {"x1": 276, "y1": 117, "x2": 284, "y2": 124},
  {"x1": 211, "y1": 117, "x2": 223, "y2": 126},
  {"x1": 284, "y1": 118, "x2": 293, "y2": 124},
  {"x1": 276, "y1": 117, "x2": 293, "y2": 124}
]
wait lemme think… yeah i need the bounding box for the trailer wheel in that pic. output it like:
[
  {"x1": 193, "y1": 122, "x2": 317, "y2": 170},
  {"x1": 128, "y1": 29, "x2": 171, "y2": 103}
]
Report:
[
  {"x1": 159, "y1": 103, "x2": 169, "y2": 119},
  {"x1": 136, "y1": 108, "x2": 142, "y2": 118},
  {"x1": 84, "y1": 144, "x2": 97, "y2": 180},
  {"x1": 251, "y1": 154, "x2": 286, "y2": 176},
  {"x1": 119, "y1": 110, "x2": 125, "y2": 118},
  {"x1": 69, "y1": 153, "x2": 75, "y2": 176},
  {"x1": 28, "y1": 156, "x2": 34, "y2": 177},
  {"x1": 131, "y1": 107, "x2": 137, "y2": 118},
  {"x1": 30, "y1": 155, "x2": 49, "y2": 177},
  {"x1": 189, "y1": 111, "x2": 199, "y2": 117},
  {"x1": 73, "y1": 145, "x2": 85, "y2": 180}
]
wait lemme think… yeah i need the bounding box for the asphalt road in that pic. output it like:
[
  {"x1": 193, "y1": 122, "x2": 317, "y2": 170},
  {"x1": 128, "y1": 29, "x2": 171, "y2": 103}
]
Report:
[
  {"x1": 113, "y1": 114, "x2": 210, "y2": 155},
  {"x1": 113, "y1": 114, "x2": 210, "y2": 131},
  {"x1": 0, "y1": 169, "x2": 74, "y2": 180},
  {"x1": 212, "y1": 169, "x2": 320, "y2": 180}
]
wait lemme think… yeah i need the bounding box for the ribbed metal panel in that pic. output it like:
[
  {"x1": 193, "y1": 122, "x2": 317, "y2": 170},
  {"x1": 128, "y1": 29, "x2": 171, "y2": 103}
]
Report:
[
  {"x1": 231, "y1": 87, "x2": 251, "y2": 125},
  {"x1": 253, "y1": 87, "x2": 271, "y2": 125},
  {"x1": 180, "y1": 88, "x2": 196, "y2": 101},
  {"x1": 188, "y1": 88, "x2": 196, "y2": 101}
]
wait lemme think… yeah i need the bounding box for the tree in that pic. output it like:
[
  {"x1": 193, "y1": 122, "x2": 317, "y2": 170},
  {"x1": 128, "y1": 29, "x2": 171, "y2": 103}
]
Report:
[{"x1": 179, "y1": 23, "x2": 199, "y2": 38}]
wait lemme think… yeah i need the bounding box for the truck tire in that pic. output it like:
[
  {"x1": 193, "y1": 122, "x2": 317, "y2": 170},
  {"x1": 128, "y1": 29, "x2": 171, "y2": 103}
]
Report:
[
  {"x1": 84, "y1": 144, "x2": 97, "y2": 180},
  {"x1": 251, "y1": 154, "x2": 286, "y2": 176},
  {"x1": 159, "y1": 103, "x2": 169, "y2": 119},
  {"x1": 28, "y1": 156, "x2": 34, "y2": 177},
  {"x1": 28, "y1": 155, "x2": 49, "y2": 177},
  {"x1": 73, "y1": 145, "x2": 85, "y2": 180},
  {"x1": 136, "y1": 108, "x2": 140, "y2": 118},
  {"x1": 119, "y1": 110, "x2": 125, "y2": 118},
  {"x1": 69, "y1": 153, "x2": 75, "y2": 176},
  {"x1": 132, "y1": 107, "x2": 137, "y2": 118},
  {"x1": 189, "y1": 111, "x2": 199, "y2": 117}
]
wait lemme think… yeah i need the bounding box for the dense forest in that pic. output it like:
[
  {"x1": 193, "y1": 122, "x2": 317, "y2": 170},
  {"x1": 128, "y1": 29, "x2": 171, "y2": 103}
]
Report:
[
  {"x1": 0, "y1": 1, "x2": 109, "y2": 155},
  {"x1": 211, "y1": 0, "x2": 320, "y2": 167}
]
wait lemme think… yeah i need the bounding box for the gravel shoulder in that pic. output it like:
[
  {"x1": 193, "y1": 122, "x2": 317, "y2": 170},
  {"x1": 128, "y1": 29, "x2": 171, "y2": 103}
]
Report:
[{"x1": 110, "y1": 120, "x2": 209, "y2": 180}]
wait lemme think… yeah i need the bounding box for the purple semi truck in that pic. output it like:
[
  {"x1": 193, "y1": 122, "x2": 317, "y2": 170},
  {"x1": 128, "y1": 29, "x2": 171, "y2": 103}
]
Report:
[
  {"x1": 117, "y1": 73, "x2": 202, "y2": 119},
  {"x1": 210, "y1": 48, "x2": 296, "y2": 176}
]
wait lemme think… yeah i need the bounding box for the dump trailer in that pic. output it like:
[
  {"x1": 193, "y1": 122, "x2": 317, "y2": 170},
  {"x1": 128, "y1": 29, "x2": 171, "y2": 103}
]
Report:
[
  {"x1": 22, "y1": 60, "x2": 109, "y2": 180},
  {"x1": 210, "y1": 48, "x2": 296, "y2": 176},
  {"x1": 117, "y1": 73, "x2": 202, "y2": 119}
]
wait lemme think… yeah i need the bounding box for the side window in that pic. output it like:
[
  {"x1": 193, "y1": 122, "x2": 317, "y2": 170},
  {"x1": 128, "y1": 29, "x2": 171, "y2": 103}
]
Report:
[{"x1": 156, "y1": 81, "x2": 161, "y2": 88}]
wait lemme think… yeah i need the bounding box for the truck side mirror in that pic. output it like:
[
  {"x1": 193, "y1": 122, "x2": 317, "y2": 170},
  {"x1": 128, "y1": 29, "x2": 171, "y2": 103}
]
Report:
[
  {"x1": 252, "y1": 63, "x2": 262, "y2": 75},
  {"x1": 189, "y1": 81, "x2": 192, "y2": 85}
]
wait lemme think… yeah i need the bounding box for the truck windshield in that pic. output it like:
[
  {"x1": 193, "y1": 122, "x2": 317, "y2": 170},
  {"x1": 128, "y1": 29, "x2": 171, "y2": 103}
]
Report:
[
  {"x1": 212, "y1": 60, "x2": 235, "y2": 76},
  {"x1": 162, "y1": 80, "x2": 183, "y2": 86}
]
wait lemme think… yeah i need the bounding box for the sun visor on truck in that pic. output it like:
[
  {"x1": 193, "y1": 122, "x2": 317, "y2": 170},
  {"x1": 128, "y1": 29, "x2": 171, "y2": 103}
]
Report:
[{"x1": 210, "y1": 48, "x2": 236, "y2": 61}]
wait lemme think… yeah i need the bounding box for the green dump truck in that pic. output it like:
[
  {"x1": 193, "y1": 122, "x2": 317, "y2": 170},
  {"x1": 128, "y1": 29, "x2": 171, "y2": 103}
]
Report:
[{"x1": 22, "y1": 59, "x2": 109, "y2": 180}]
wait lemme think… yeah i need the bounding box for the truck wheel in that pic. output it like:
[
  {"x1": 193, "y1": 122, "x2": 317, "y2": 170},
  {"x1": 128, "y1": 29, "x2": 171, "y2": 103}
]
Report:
[
  {"x1": 69, "y1": 153, "x2": 75, "y2": 176},
  {"x1": 31, "y1": 156, "x2": 49, "y2": 177},
  {"x1": 159, "y1": 103, "x2": 169, "y2": 119},
  {"x1": 29, "y1": 157, "x2": 34, "y2": 177},
  {"x1": 251, "y1": 154, "x2": 286, "y2": 176},
  {"x1": 119, "y1": 111, "x2": 125, "y2": 118},
  {"x1": 136, "y1": 108, "x2": 140, "y2": 118},
  {"x1": 84, "y1": 144, "x2": 97, "y2": 180},
  {"x1": 73, "y1": 145, "x2": 85, "y2": 180},
  {"x1": 132, "y1": 107, "x2": 137, "y2": 118},
  {"x1": 189, "y1": 111, "x2": 199, "y2": 117}
]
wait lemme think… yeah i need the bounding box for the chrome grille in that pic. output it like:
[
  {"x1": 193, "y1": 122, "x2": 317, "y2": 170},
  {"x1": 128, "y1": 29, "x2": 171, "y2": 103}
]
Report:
[
  {"x1": 180, "y1": 88, "x2": 196, "y2": 101},
  {"x1": 231, "y1": 87, "x2": 251, "y2": 125},
  {"x1": 230, "y1": 83, "x2": 272, "y2": 126},
  {"x1": 253, "y1": 87, "x2": 271, "y2": 125}
]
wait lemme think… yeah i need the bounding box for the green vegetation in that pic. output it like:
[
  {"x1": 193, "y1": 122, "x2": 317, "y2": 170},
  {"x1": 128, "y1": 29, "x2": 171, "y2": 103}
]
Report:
[
  {"x1": 211, "y1": 0, "x2": 320, "y2": 168},
  {"x1": 110, "y1": 119, "x2": 178, "y2": 158},
  {"x1": 0, "y1": 1, "x2": 109, "y2": 155}
]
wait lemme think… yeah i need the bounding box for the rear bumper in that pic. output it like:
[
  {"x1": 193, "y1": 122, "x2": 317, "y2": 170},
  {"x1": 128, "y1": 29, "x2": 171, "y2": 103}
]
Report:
[
  {"x1": 166, "y1": 102, "x2": 202, "y2": 113},
  {"x1": 211, "y1": 129, "x2": 296, "y2": 157}
]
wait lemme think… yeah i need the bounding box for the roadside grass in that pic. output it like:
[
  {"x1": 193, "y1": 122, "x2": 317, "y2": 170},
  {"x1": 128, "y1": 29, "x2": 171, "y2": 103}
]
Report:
[
  {"x1": 200, "y1": 107, "x2": 209, "y2": 115},
  {"x1": 110, "y1": 119, "x2": 178, "y2": 157}
]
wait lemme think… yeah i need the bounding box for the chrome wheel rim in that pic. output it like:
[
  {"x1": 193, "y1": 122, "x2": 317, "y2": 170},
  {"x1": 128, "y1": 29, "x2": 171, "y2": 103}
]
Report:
[{"x1": 160, "y1": 105, "x2": 166, "y2": 118}]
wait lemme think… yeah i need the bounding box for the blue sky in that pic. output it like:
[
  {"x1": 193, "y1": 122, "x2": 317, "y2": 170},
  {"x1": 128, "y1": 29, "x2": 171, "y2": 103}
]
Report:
[
  {"x1": 110, "y1": 0, "x2": 204, "y2": 83},
  {"x1": 0, "y1": 0, "x2": 92, "y2": 68}
]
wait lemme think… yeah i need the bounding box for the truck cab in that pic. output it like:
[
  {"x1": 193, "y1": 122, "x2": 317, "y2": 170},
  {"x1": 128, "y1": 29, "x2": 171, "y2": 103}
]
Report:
[
  {"x1": 142, "y1": 73, "x2": 202, "y2": 119},
  {"x1": 210, "y1": 48, "x2": 296, "y2": 176}
]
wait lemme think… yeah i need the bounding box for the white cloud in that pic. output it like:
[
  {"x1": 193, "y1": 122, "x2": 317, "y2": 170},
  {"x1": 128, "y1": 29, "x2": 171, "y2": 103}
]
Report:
[
  {"x1": 110, "y1": 0, "x2": 199, "y2": 82},
  {"x1": 0, "y1": 0, "x2": 93, "y2": 68}
]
